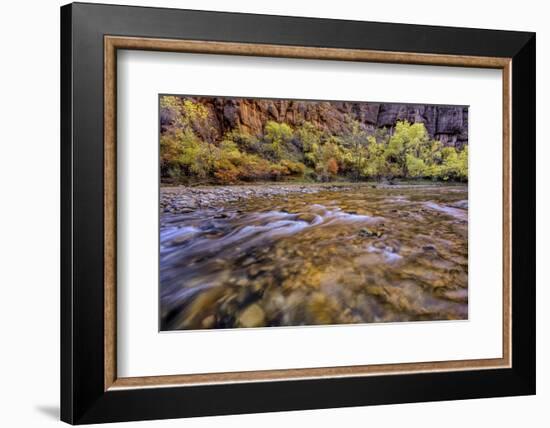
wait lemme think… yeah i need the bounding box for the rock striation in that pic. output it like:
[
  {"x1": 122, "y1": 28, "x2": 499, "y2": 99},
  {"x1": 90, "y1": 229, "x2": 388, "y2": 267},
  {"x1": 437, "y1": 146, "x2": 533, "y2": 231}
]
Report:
[{"x1": 161, "y1": 97, "x2": 468, "y2": 148}]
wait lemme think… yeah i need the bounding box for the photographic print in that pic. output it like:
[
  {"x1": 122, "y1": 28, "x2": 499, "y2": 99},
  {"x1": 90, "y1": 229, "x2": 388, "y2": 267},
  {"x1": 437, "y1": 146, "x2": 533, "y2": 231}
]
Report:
[{"x1": 159, "y1": 95, "x2": 468, "y2": 331}]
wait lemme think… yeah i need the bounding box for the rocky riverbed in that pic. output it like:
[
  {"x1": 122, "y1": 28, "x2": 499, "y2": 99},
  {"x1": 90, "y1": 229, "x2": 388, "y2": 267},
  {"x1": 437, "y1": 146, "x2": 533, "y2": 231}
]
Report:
[
  {"x1": 160, "y1": 183, "x2": 468, "y2": 331},
  {"x1": 160, "y1": 183, "x2": 357, "y2": 214}
]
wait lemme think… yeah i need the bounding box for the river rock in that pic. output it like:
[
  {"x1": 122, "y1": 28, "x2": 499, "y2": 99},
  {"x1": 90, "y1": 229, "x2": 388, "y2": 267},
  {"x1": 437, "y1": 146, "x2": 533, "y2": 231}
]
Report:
[
  {"x1": 238, "y1": 304, "x2": 265, "y2": 328},
  {"x1": 296, "y1": 213, "x2": 318, "y2": 223},
  {"x1": 359, "y1": 227, "x2": 381, "y2": 238},
  {"x1": 201, "y1": 315, "x2": 215, "y2": 328},
  {"x1": 450, "y1": 200, "x2": 468, "y2": 209},
  {"x1": 235, "y1": 278, "x2": 249, "y2": 287},
  {"x1": 178, "y1": 207, "x2": 195, "y2": 213}
]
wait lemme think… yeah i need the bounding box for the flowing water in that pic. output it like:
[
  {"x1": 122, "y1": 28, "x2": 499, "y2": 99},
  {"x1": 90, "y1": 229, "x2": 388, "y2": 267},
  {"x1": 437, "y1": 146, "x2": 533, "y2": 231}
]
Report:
[{"x1": 160, "y1": 184, "x2": 468, "y2": 330}]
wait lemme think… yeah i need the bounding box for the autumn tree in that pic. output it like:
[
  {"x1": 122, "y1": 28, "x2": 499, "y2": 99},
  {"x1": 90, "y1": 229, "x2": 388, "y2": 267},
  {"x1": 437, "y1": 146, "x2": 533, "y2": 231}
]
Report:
[
  {"x1": 159, "y1": 95, "x2": 468, "y2": 184},
  {"x1": 264, "y1": 121, "x2": 293, "y2": 160},
  {"x1": 342, "y1": 118, "x2": 369, "y2": 180}
]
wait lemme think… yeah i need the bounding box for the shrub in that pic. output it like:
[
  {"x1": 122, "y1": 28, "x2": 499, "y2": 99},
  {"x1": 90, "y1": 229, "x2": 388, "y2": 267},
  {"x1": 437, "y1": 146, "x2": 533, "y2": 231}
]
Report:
[
  {"x1": 280, "y1": 160, "x2": 306, "y2": 176},
  {"x1": 264, "y1": 121, "x2": 293, "y2": 159},
  {"x1": 327, "y1": 158, "x2": 339, "y2": 176},
  {"x1": 159, "y1": 97, "x2": 468, "y2": 184}
]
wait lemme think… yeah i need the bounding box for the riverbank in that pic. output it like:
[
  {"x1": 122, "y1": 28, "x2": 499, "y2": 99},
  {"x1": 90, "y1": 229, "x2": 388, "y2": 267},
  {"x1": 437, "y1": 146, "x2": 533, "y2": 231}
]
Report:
[
  {"x1": 161, "y1": 183, "x2": 351, "y2": 214},
  {"x1": 160, "y1": 181, "x2": 465, "y2": 214}
]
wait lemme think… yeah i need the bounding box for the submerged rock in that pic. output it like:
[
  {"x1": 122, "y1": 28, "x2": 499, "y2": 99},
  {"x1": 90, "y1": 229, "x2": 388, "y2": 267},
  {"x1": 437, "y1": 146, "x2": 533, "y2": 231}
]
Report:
[
  {"x1": 201, "y1": 315, "x2": 215, "y2": 328},
  {"x1": 296, "y1": 213, "x2": 318, "y2": 223},
  {"x1": 238, "y1": 304, "x2": 266, "y2": 328},
  {"x1": 359, "y1": 227, "x2": 382, "y2": 238}
]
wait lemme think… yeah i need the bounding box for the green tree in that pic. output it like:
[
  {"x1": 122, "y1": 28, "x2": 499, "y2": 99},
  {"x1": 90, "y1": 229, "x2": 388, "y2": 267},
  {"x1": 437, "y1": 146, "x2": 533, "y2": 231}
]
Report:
[
  {"x1": 159, "y1": 97, "x2": 469, "y2": 184},
  {"x1": 296, "y1": 121, "x2": 322, "y2": 153},
  {"x1": 342, "y1": 119, "x2": 369, "y2": 180},
  {"x1": 314, "y1": 140, "x2": 344, "y2": 181},
  {"x1": 386, "y1": 121, "x2": 431, "y2": 177},
  {"x1": 362, "y1": 137, "x2": 388, "y2": 180},
  {"x1": 264, "y1": 121, "x2": 293, "y2": 159},
  {"x1": 406, "y1": 154, "x2": 427, "y2": 178}
]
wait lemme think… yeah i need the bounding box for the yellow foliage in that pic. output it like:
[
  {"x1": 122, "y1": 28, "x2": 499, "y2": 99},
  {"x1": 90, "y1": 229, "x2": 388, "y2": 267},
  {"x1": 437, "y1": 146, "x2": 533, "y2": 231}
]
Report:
[{"x1": 160, "y1": 96, "x2": 468, "y2": 184}]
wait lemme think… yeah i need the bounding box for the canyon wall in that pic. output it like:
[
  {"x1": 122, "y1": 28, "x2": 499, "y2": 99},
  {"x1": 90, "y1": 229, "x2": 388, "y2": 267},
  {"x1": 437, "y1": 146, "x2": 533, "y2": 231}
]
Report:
[{"x1": 161, "y1": 97, "x2": 468, "y2": 148}]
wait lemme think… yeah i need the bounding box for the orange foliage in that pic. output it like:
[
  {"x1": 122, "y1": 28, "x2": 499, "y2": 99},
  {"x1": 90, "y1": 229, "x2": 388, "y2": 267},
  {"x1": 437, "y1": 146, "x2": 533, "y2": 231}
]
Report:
[{"x1": 327, "y1": 158, "x2": 339, "y2": 176}]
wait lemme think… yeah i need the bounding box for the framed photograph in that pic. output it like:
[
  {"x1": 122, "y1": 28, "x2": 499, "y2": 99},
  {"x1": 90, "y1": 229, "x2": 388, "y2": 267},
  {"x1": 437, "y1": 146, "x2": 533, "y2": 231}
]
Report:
[{"x1": 60, "y1": 2, "x2": 535, "y2": 424}]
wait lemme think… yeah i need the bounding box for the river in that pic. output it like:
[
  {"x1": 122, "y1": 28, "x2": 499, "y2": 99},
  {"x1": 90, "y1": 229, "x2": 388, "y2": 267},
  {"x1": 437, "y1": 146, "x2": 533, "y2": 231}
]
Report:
[{"x1": 160, "y1": 184, "x2": 468, "y2": 330}]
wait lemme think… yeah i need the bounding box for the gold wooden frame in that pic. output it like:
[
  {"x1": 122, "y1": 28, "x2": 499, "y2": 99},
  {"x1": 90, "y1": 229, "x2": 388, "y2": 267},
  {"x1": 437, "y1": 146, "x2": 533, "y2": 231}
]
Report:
[{"x1": 104, "y1": 36, "x2": 512, "y2": 391}]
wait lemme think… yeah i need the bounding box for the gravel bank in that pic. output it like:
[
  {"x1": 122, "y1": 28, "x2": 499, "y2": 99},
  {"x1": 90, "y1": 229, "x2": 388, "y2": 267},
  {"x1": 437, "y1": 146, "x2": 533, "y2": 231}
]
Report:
[{"x1": 160, "y1": 183, "x2": 353, "y2": 214}]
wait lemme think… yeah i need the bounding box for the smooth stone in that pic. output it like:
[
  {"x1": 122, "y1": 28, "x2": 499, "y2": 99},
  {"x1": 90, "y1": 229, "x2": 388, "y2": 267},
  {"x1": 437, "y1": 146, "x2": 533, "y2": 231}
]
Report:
[
  {"x1": 236, "y1": 278, "x2": 249, "y2": 287},
  {"x1": 201, "y1": 315, "x2": 215, "y2": 328},
  {"x1": 241, "y1": 257, "x2": 255, "y2": 267},
  {"x1": 238, "y1": 304, "x2": 265, "y2": 328},
  {"x1": 358, "y1": 227, "x2": 378, "y2": 238},
  {"x1": 296, "y1": 213, "x2": 317, "y2": 223}
]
